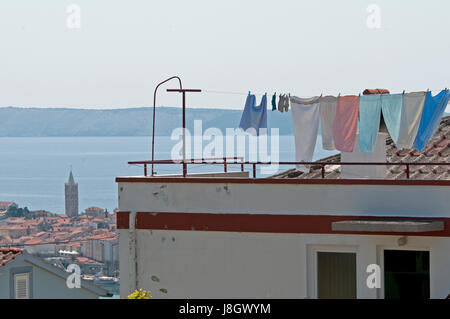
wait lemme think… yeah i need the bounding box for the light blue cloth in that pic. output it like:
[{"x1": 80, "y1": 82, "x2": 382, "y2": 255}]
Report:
[
  {"x1": 381, "y1": 93, "x2": 403, "y2": 144},
  {"x1": 239, "y1": 94, "x2": 267, "y2": 135},
  {"x1": 359, "y1": 94, "x2": 382, "y2": 153},
  {"x1": 413, "y1": 89, "x2": 450, "y2": 151}
]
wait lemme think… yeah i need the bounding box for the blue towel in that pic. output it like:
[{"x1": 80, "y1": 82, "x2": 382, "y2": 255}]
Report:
[
  {"x1": 413, "y1": 89, "x2": 450, "y2": 151},
  {"x1": 381, "y1": 94, "x2": 403, "y2": 145},
  {"x1": 359, "y1": 94, "x2": 382, "y2": 153},
  {"x1": 239, "y1": 94, "x2": 267, "y2": 135}
]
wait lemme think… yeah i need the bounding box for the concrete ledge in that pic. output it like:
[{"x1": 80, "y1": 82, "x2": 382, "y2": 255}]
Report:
[{"x1": 332, "y1": 220, "x2": 445, "y2": 233}]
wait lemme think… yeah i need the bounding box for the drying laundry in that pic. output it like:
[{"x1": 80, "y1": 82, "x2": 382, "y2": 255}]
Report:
[
  {"x1": 271, "y1": 93, "x2": 277, "y2": 111},
  {"x1": 239, "y1": 93, "x2": 267, "y2": 135},
  {"x1": 396, "y1": 92, "x2": 426, "y2": 149},
  {"x1": 414, "y1": 89, "x2": 450, "y2": 151},
  {"x1": 278, "y1": 94, "x2": 289, "y2": 112},
  {"x1": 319, "y1": 96, "x2": 338, "y2": 150},
  {"x1": 359, "y1": 94, "x2": 382, "y2": 153},
  {"x1": 332, "y1": 95, "x2": 359, "y2": 152},
  {"x1": 290, "y1": 96, "x2": 321, "y2": 172},
  {"x1": 381, "y1": 93, "x2": 403, "y2": 145}
]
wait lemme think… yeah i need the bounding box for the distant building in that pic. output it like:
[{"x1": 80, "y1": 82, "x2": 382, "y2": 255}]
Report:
[
  {"x1": 0, "y1": 248, "x2": 109, "y2": 299},
  {"x1": 65, "y1": 170, "x2": 78, "y2": 217},
  {"x1": 85, "y1": 206, "x2": 106, "y2": 218},
  {"x1": 0, "y1": 201, "x2": 16, "y2": 211}
]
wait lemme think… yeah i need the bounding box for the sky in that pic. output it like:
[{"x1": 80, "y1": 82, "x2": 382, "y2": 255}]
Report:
[{"x1": 0, "y1": 0, "x2": 449, "y2": 110}]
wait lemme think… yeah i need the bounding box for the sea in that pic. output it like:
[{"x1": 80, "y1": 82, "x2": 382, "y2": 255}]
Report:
[{"x1": 0, "y1": 135, "x2": 337, "y2": 213}]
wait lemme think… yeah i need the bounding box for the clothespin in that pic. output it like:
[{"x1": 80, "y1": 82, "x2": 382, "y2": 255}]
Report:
[
  {"x1": 248, "y1": 91, "x2": 251, "y2": 96},
  {"x1": 402, "y1": 90, "x2": 405, "y2": 95},
  {"x1": 338, "y1": 93, "x2": 341, "y2": 98}
]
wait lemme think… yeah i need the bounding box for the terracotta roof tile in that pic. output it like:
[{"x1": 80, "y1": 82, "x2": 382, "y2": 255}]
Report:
[{"x1": 0, "y1": 248, "x2": 23, "y2": 267}]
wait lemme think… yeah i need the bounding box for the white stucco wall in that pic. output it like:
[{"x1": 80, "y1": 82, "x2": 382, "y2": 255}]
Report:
[
  {"x1": 119, "y1": 229, "x2": 450, "y2": 299},
  {"x1": 117, "y1": 180, "x2": 450, "y2": 298},
  {"x1": 118, "y1": 181, "x2": 450, "y2": 218}
]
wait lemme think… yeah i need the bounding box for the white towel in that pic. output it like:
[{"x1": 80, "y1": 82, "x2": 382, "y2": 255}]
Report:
[
  {"x1": 319, "y1": 96, "x2": 338, "y2": 150},
  {"x1": 397, "y1": 92, "x2": 426, "y2": 149},
  {"x1": 290, "y1": 96, "x2": 321, "y2": 172}
]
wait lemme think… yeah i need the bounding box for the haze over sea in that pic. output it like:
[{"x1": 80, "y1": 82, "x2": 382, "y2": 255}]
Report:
[{"x1": 0, "y1": 135, "x2": 336, "y2": 213}]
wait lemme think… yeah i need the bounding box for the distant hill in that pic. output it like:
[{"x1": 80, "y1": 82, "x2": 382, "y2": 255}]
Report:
[
  {"x1": 1, "y1": 107, "x2": 447, "y2": 138},
  {"x1": 0, "y1": 106, "x2": 294, "y2": 137}
]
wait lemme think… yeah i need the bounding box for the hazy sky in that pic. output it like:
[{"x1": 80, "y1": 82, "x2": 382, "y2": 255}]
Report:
[{"x1": 0, "y1": 0, "x2": 449, "y2": 110}]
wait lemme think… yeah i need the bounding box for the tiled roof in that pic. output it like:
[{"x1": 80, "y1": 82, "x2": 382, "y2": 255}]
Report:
[
  {"x1": 76, "y1": 256, "x2": 99, "y2": 264},
  {"x1": 272, "y1": 115, "x2": 450, "y2": 180},
  {"x1": 24, "y1": 238, "x2": 42, "y2": 245},
  {"x1": 0, "y1": 248, "x2": 23, "y2": 267},
  {"x1": 85, "y1": 207, "x2": 104, "y2": 212}
]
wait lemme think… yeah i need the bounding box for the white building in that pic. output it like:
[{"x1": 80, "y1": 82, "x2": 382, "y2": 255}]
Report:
[{"x1": 116, "y1": 117, "x2": 450, "y2": 299}]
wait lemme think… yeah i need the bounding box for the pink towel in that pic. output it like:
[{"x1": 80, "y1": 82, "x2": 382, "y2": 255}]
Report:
[{"x1": 333, "y1": 95, "x2": 359, "y2": 152}]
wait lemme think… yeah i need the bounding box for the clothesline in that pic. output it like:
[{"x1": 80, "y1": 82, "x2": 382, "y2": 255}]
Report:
[
  {"x1": 238, "y1": 88, "x2": 450, "y2": 171},
  {"x1": 203, "y1": 88, "x2": 448, "y2": 97}
]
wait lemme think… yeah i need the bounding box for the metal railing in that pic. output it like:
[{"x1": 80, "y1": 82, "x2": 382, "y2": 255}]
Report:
[{"x1": 128, "y1": 158, "x2": 450, "y2": 179}]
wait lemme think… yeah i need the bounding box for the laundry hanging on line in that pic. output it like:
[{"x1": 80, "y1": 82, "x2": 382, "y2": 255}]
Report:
[
  {"x1": 237, "y1": 89, "x2": 448, "y2": 169},
  {"x1": 277, "y1": 94, "x2": 290, "y2": 112},
  {"x1": 359, "y1": 94, "x2": 382, "y2": 153},
  {"x1": 290, "y1": 96, "x2": 321, "y2": 172},
  {"x1": 238, "y1": 92, "x2": 267, "y2": 135},
  {"x1": 414, "y1": 89, "x2": 450, "y2": 151},
  {"x1": 319, "y1": 96, "x2": 338, "y2": 151},
  {"x1": 396, "y1": 92, "x2": 427, "y2": 149},
  {"x1": 333, "y1": 95, "x2": 359, "y2": 152}
]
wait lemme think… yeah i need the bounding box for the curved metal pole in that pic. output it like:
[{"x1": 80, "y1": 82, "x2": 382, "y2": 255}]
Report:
[{"x1": 152, "y1": 76, "x2": 183, "y2": 176}]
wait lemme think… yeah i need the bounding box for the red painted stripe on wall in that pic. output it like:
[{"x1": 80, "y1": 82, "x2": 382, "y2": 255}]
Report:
[
  {"x1": 118, "y1": 212, "x2": 450, "y2": 237},
  {"x1": 117, "y1": 211, "x2": 130, "y2": 229}
]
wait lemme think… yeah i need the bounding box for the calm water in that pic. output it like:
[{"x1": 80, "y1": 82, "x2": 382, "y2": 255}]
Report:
[{"x1": 0, "y1": 136, "x2": 337, "y2": 213}]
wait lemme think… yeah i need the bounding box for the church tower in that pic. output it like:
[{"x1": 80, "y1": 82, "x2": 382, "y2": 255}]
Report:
[{"x1": 65, "y1": 169, "x2": 79, "y2": 217}]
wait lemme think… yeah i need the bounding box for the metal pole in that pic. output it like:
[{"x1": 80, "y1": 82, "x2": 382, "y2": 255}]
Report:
[
  {"x1": 152, "y1": 76, "x2": 183, "y2": 176},
  {"x1": 182, "y1": 91, "x2": 187, "y2": 177},
  {"x1": 166, "y1": 88, "x2": 202, "y2": 177}
]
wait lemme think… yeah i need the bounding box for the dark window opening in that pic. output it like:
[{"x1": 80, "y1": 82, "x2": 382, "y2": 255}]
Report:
[{"x1": 384, "y1": 250, "x2": 430, "y2": 299}]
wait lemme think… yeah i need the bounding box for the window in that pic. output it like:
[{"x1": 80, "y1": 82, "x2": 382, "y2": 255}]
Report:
[
  {"x1": 317, "y1": 252, "x2": 357, "y2": 299},
  {"x1": 384, "y1": 250, "x2": 430, "y2": 299},
  {"x1": 14, "y1": 273, "x2": 30, "y2": 299}
]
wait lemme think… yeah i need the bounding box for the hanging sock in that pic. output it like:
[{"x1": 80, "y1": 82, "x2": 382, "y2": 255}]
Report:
[
  {"x1": 381, "y1": 93, "x2": 403, "y2": 144},
  {"x1": 414, "y1": 89, "x2": 450, "y2": 151},
  {"x1": 277, "y1": 94, "x2": 284, "y2": 112},
  {"x1": 271, "y1": 93, "x2": 277, "y2": 111},
  {"x1": 396, "y1": 92, "x2": 426, "y2": 149},
  {"x1": 333, "y1": 95, "x2": 359, "y2": 152},
  {"x1": 290, "y1": 96, "x2": 321, "y2": 172},
  {"x1": 238, "y1": 94, "x2": 267, "y2": 135},
  {"x1": 359, "y1": 94, "x2": 382, "y2": 153},
  {"x1": 283, "y1": 94, "x2": 290, "y2": 112},
  {"x1": 319, "y1": 96, "x2": 338, "y2": 150}
]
